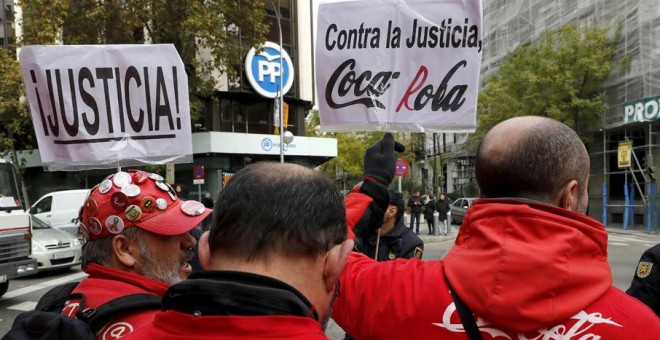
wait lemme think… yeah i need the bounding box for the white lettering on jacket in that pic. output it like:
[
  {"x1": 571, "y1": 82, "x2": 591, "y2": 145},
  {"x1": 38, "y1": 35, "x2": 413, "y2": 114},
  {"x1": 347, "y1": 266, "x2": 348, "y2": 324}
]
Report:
[{"x1": 433, "y1": 303, "x2": 623, "y2": 339}]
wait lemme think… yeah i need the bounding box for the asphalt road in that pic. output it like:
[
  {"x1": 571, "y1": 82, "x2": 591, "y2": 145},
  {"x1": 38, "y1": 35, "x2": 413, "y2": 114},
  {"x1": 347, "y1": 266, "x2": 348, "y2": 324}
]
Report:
[{"x1": 0, "y1": 230, "x2": 658, "y2": 338}]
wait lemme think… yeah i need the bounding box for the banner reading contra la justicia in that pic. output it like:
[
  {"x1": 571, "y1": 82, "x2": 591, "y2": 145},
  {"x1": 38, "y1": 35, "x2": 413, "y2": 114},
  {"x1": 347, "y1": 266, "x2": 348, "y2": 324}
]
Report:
[{"x1": 316, "y1": 0, "x2": 483, "y2": 133}]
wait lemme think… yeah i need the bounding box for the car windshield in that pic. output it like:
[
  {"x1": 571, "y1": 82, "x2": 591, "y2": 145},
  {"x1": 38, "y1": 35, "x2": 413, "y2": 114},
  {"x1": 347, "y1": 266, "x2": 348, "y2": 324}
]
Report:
[
  {"x1": 31, "y1": 216, "x2": 51, "y2": 230},
  {"x1": 0, "y1": 163, "x2": 23, "y2": 210}
]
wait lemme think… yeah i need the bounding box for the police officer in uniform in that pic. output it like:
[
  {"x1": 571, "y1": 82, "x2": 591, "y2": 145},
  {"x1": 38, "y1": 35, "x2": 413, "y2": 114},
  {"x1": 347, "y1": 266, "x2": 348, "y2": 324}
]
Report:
[
  {"x1": 627, "y1": 243, "x2": 660, "y2": 316},
  {"x1": 345, "y1": 189, "x2": 423, "y2": 340},
  {"x1": 362, "y1": 189, "x2": 424, "y2": 261}
]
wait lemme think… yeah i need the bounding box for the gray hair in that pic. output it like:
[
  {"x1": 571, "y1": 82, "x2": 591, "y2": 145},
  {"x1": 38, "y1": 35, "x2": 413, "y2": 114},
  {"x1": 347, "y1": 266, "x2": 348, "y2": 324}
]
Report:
[{"x1": 81, "y1": 227, "x2": 142, "y2": 270}]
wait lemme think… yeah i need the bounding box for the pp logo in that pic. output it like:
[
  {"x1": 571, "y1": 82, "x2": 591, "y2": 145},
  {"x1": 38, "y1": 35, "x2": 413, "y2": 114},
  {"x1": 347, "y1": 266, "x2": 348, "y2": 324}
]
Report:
[
  {"x1": 245, "y1": 41, "x2": 295, "y2": 98},
  {"x1": 261, "y1": 138, "x2": 273, "y2": 151}
]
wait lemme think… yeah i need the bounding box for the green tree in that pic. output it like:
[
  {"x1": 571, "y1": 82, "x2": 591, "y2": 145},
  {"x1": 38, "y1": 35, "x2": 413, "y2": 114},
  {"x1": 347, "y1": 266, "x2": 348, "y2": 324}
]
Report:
[
  {"x1": 305, "y1": 110, "x2": 416, "y2": 187},
  {"x1": 473, "y1": 25, "x2": 622, "y2": 146},
  {"x1": 0, "y1": 49, "x2": 32, "y2": 157}
]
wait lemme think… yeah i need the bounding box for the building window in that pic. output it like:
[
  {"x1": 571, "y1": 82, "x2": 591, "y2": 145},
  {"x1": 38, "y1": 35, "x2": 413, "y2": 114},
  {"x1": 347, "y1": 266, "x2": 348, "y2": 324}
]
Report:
[
  {"x1": 0, "y1": 0, "x2": 16, "y2": 51},
  {"x1": 237, "y1": 0, "x2": 298, "y2": 97}
]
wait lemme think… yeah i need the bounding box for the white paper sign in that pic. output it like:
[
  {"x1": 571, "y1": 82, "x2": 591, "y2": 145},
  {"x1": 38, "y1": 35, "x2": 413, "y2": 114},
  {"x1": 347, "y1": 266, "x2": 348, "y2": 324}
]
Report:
[
  {"x1": 19, "y1": 44, "x2": 193, "y2": 171},
  {"x1": 316, "y1": 0, "x2": 483, "y2": 132}
]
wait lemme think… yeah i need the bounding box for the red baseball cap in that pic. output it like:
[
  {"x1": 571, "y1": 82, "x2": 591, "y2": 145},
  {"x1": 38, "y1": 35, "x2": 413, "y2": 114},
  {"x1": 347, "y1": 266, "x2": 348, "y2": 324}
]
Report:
[{"x1": 79, "y1": 170, "x2": 211, "y2": 241}]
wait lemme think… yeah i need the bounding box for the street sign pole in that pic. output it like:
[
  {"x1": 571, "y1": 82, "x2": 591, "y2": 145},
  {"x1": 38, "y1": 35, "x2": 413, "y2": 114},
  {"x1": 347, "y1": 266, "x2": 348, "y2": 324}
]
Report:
[
  {"x1": 192, "y1": 165, "x2": 206, "y2": 201},
  {"x1": 398, "y1": 176, "x2": 402, "y2": 193}
]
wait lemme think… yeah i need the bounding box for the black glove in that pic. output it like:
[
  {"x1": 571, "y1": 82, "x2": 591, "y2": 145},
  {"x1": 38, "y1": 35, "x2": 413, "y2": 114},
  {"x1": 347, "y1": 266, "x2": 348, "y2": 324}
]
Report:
[
  {"x1": 363, "y1": 133, "x2": 406, "y2": 186},
  {"x1": 354, "y1": 133, "x2": 405, "y2": 238}
]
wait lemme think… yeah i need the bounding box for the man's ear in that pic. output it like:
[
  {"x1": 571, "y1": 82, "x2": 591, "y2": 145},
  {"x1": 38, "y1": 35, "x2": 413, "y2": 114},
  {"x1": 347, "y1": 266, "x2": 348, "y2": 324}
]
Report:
[
  {"x1": 112, "y1": 235, "x2": 137, "y2": 268},
  {"x1": 198, "y1": 231, "x2": 212, "y2": 270},
  {"x1": 557, "y1": 179, "x2": 579, "y2": 211},
  {"x1": 323, "y1": 239, "x2": 354, "y2": 293}
]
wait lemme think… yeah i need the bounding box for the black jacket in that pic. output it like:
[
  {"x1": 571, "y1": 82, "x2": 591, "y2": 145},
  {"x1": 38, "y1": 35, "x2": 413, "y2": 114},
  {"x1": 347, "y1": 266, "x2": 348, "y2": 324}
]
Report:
[
  {"x1": 366, "y1": 218, "x2": 423, "y2": 261},
  {"x1": 627, "y1": 243, "x2": 660, "y2": 316},
  {"x1": 407, "y1": 195, "x2": 423, "y2": 213},
  {"x1": 163, "y1": 271, "x2": 319, "y2": 319},
  {"x1": 436, "y1": 198, "x2": 451, "y2": 219},
  {"x1": 424, "y1": 199, "x2": 436, "y2": 218}
]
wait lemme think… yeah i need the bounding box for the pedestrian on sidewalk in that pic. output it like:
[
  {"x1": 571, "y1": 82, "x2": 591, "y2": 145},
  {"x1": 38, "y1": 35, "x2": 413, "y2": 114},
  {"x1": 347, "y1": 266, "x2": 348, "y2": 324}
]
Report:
[
  {"x1": 424, "y1": 194, "x2": 436, "y2": 235},
  {"x1": 407, "y1": 191, "x2": 423, "y2": 234},
  {"x1": 436, "y1": 193, "x2": 451, "y2": 234}
]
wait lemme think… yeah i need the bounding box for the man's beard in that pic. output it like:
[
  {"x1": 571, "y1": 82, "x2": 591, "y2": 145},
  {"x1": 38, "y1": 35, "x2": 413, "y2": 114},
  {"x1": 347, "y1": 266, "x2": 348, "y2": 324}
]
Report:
[
  {"x1": 137, "y1": 239, "x2": 192, "y2": 285},
  {"x1": 320, "y1": 282, "x2": 340, "y2": 331},
  {"x1": 576, "y1": 197, "x2": 588, "y2": 215}
]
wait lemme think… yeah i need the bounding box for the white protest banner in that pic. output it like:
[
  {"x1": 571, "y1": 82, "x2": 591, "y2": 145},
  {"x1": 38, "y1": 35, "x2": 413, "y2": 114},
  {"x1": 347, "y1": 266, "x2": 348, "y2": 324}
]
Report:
[
  {"x1": 19, "y1": 44, "x2": 193, "y2": 171},
  {"x1": 316, "y1": 0, "x2": 483, "y2": 132}
]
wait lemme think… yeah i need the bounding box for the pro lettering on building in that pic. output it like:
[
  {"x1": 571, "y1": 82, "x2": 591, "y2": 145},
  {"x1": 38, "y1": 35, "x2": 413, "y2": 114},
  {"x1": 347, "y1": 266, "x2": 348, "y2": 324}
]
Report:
[{"x1": 623, "y1": 95, "x2": 660, "y2": 124}]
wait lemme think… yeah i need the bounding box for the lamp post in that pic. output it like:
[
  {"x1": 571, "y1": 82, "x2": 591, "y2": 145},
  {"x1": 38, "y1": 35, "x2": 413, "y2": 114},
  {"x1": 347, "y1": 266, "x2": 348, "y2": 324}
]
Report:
[
  {"x1": 270, "y1": 0, "x2": 285, "y2": 163},
  {"x1": 283, "y1": 130, "x2": 294, "y2": 153}
]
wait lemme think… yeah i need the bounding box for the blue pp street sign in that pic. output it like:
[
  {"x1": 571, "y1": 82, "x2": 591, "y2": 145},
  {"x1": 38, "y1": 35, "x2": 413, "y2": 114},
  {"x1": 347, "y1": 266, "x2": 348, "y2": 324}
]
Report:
[{"x1": 245, "y1": 41, "x2": 295, "y2": 99}]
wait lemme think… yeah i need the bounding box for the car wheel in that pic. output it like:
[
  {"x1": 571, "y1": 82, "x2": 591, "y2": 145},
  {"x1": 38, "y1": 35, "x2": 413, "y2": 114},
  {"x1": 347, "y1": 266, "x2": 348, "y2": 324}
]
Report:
[{"x1": 0, "y1": 281, "x2": 9, "y2": 297}]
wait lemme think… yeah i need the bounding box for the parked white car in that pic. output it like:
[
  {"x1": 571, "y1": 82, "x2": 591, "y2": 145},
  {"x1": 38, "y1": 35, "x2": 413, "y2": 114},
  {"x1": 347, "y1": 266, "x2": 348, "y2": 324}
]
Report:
[
  {"x1": 30, "y1": 215, "x2": 82, "y2": 271},
  {"x1": 28, "y1": 189, "x2": 89, "y2": 227}
]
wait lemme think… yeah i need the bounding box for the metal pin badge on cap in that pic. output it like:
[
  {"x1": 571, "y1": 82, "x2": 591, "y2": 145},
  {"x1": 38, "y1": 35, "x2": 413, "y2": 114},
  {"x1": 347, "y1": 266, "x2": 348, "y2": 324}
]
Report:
[
  {"x1": 121, "y1": 184, "x2": 141, "y2": 198},
  {"x1": 88, "y1": 217, "x2": 103, "y2": 235},
  {"x1": 156, "y1": 198, "x2": 168, "y2": 210},
  {"x1": 132, "y1": 170, "x2": 149, "y2": 184},
  {"x1": 166, "y1": 183, "x2": 178, "y2": 201},
  {"x1": 155, "y1": 181, "x2": 170, "y2": 192},
  {"x1": 111, "y1": 192, "x2": 129, "y2": 211},
  {"x1": 113, "y1": 171, "x2": 132, "y2": 188},
  {"x1": 124, "y1": 205, "x2": 143, "y2": 222},
  {"x1": 141, "y1": 196, "x2": 156, "y2": 213},
  {"x1": 84, "y1": 198, "x2": 98, "y2": 217},
  {"x1": 98, "y1": 179, "x2": 113, "y2": 194},
  {"x1": 79, "y1": 223, "x2": 90, "y2": 240},
  {"x1": 181, "y1": 200, "x2": 206, "y2": 217},
  {"x1": 148, "y1": 173, "x2": 164, "y2": 181},
  {"x1": 105, "y1": 215, "x2": 125, "y2": 234}
]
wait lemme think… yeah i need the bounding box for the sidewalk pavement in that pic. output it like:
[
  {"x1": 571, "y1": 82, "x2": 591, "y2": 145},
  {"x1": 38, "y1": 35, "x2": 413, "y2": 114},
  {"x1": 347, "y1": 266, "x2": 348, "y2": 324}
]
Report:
[
  {"x1": 416, "y1": 226, "x2": 458, "y2": 244},
  {"x1": 604, "y1": 224, "x2": 660, "y2": 237}
]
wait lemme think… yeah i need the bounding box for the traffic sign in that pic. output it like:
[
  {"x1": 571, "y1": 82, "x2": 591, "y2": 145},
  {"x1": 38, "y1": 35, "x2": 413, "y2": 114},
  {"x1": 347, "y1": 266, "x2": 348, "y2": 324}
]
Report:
[
  {"x1": 395, "y1": 158, "x2": 409, "y2": 177},
  {"x1": 192, "y1": 165, "x2": 205, "y2": 179}
]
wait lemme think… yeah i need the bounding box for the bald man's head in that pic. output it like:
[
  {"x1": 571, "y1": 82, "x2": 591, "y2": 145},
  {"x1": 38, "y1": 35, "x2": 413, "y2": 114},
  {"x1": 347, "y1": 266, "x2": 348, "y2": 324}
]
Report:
[{"x1": 475, "y1": 116, "x2": 589, "y2": 206}]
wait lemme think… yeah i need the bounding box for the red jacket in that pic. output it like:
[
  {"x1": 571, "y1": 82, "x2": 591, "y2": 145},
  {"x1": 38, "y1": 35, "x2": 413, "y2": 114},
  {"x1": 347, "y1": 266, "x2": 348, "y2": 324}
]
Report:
[
  {"x1": 333, "y1": 195, "x2": 660, "y2": 339},
  {"x1": 62, "y1": 263, "x2": 168, "y2": 340}
]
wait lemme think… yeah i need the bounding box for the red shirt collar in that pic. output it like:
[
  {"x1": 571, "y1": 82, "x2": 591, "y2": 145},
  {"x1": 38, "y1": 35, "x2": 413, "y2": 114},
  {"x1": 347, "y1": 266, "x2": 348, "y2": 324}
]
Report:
[{"x1": 85, "y1": 263, "x2": 169, "y2": 296}]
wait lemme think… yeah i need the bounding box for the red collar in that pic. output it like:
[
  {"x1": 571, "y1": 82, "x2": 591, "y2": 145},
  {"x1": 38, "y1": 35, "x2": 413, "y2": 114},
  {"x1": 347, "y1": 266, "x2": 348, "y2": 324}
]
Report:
[{"x1": 85, "y1": 263, "x2": 169, "y2": 296}]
